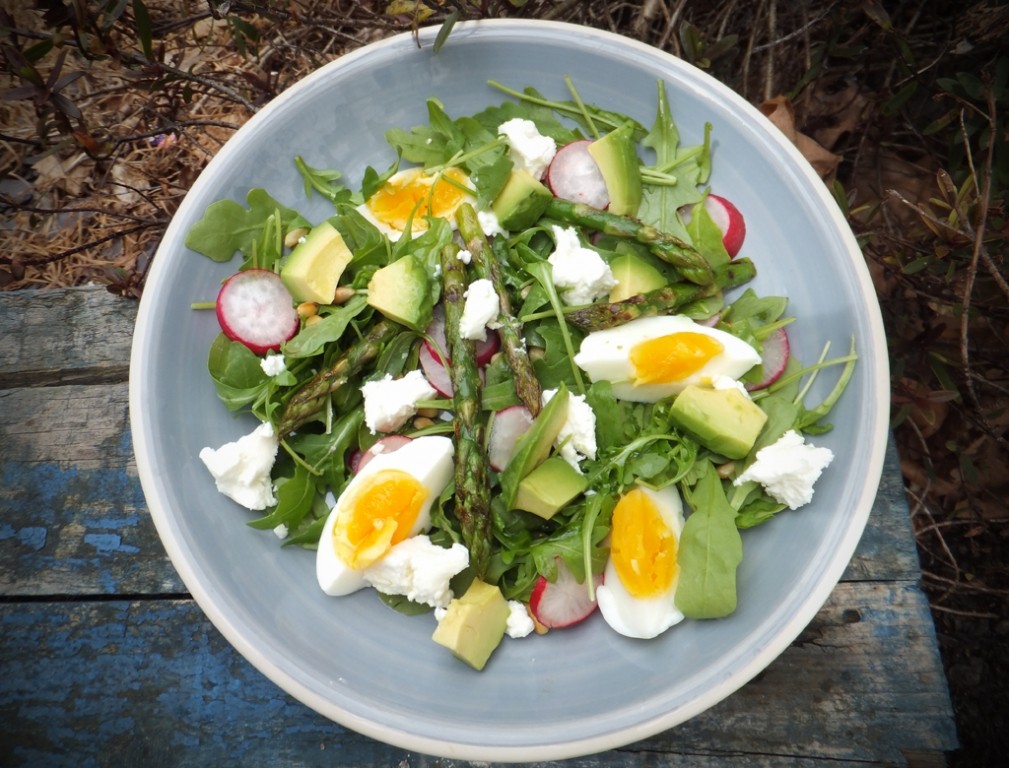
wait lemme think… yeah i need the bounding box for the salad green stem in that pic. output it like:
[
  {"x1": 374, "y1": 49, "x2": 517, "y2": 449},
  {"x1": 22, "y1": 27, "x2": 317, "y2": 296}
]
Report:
[
  {"x1": 543, "y1": 198, "x2": 715, "y2": 286},
  {"x1": 276, "y1": 319, "x2": 397, "y2": 436},
  {"x1": 456, "y1": 203, "x2": 542, "y2": 416},
  {"x1": 440, "y1": 243, "x2": 493, "y2": 578}
]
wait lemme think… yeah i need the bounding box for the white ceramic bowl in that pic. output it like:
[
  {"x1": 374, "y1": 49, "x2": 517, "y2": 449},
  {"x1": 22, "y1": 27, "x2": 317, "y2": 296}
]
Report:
[{"x1": 130, "y1": 19, "x2": 889, "y2": 762}]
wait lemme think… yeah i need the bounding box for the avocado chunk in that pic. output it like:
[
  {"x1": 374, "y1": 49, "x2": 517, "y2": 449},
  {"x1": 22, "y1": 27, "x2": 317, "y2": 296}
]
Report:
[
  {"x1": 587, "y1": 122, "x2": 642, "y2": 217},
  {"x1": 366, "y1": 254, "x2": 433, "y2": 331},
  {"x1": 432, "y1": 578, "x2": 510, "y2": 671},
  {"x1": 608, "y1": 251, "x2": 667, "y2": 302},
  {"x1": 498, "y1": 384, "x2": 570, "y2": 510},
  {"x1": 513, "y1": 456, "x2": 588, "y2": 519},
  {"x1": 280, "y1": 220, "x2": 354, "y2": 304},
  {"x1": 491, "y1": 169, "x2": 553, "y2": 231},
  {"x1": 669, "y1": 384, "x2": 768, "y2": 459}
]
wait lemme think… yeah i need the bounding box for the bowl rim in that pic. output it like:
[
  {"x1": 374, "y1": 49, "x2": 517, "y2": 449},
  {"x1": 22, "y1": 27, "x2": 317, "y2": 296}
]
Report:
[{"x1": 129, "y1": 17, "x2": 890, "y2": 762}]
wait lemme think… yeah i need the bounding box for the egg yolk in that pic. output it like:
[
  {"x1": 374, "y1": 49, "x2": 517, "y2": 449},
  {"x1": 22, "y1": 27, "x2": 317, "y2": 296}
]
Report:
[
  {"x1": 333, "y1": 469, "x2": 428, "y2": 570},
  {"x1": 365, "y1": 167, "x2": 470, "y2": 233},
  {"x1": 610, "y1": 488, "x2": 678, "y2": 598},
  {"x1": 629, "y1": 332, "x2": 723, "y2": 384}
]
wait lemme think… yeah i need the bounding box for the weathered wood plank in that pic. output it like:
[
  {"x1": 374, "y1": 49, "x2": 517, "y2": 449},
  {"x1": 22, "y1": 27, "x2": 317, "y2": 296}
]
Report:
[
  {"x1": 0, "y1": 583, "x2": 955, "y2": 767},
  {"x1": 0, "y1": 381, "x2": 920, "y2": 595},
  {"x1": 0, "y1": 286, "x2": 137, "y2": 387},
  {"x1": 0, "y1": 384, "x2": 184, "y2": 596}
]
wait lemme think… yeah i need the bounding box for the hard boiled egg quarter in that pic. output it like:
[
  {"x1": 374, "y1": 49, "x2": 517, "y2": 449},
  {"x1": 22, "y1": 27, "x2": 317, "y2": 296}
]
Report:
[
  {"x1": 316, "y1": 435, "x2": 454, "y2": 596},
  {"x1": 356, "y1": 166, "x2": 474, "y2": 240},
  {"x1": 573, "y1": 315, "x2": 761, "y2": 403},
  {"x1": 596, "y1": 484, "x2": 686, "y2": 639}
]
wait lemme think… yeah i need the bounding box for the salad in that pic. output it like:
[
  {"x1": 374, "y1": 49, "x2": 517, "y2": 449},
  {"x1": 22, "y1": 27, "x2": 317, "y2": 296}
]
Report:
[{"x1": 188, "y1": 77, "x2": 855, "y2": 671}]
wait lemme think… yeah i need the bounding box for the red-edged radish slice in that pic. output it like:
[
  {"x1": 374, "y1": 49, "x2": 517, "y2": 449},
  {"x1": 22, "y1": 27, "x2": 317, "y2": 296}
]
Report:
[
  {"x1": 475, "y1": 330, "x2": 501, "y2": 366},
  {"x1": 419, "y1": 344, "x2": 454, "y2": 397},
  {"x1": 746, "y1": 327, "x2": 790, "y2": 391},
  {"x1": 425, "y1": 304, "x2": 501, "y2": 367},
  {"x1": 681, "y1": 194, "x2": 746, "y2": 258},
  {"x1": 545, "y1": 140, "x2": 610, "y2": 209},
  {"x1": 350, "y1": 434, "x2": 413, "y2": 474},
  {"x1": 423, "y1": 305, "x2": 449, "y2": 365},
  {"x1": 529, "y1": 558, "x2": 601, "y2": 630},
  {"x1": 487, "y1": 405, "x2": 534, "y2": 471},
  {"x1": 216, "y1": 269, "x2": 299, "y2": 355}
]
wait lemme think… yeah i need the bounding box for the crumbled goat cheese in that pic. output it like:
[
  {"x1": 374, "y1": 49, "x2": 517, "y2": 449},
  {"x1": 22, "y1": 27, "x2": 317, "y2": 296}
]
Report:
[
  {"x1": 542, "y1": 387, "x2": 598, "y2": 468},
  {"x1": 733, "y1": 429, "x2": 834, "y2": 510},
  {"x1": 273, "y1": 524, "x2": 289, "y2": 540},
  {"x1": 457, "y1": 248, "x2": 473, "y2": 265},
  {"x1": 199, "y1": 421, "x2": 279, "y2": 510},
  {"x1": 711, "y1": 374, "x2": 750, "y2": 397},
  {"x1": 478, "y1": 209, "x2": 506, "y2": 237},
  {"x1": 363, "y1": 536, "x2": 469, "y2": 609},
  {"x1": 459, "y1": 278, "x2": 500, "y2": 341},
  {"x1": 547, "y1": 225, "x2": 618, "y2": 306},
  {"x1": 498, "y1": 118, "x2": 556, "y2": 179},
  {"x1": 506, "y1": 600, "x2": 535, "y2": 638},
  {"x1": 360, "y1": 370, "x2": 437, "y2": 434},
  {"x1": 260, "y1": 353, "x2": 287, "y2": 377}
]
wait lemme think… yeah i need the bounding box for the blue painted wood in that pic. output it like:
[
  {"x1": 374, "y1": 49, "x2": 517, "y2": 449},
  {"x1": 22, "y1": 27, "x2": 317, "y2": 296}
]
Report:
[{"x1": 0, "y1": 584, "x2": 956, "y2": 768}]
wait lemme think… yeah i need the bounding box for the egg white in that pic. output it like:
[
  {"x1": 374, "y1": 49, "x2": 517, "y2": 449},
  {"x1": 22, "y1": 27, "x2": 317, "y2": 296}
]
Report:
[
  {"x1": 596, "y1": 484, "x2": 686, "y2": 639},
  {"x1": 573, "y1": 315, "x2": 761, "y2": 403},
  {"x1": 316, "y1": 435, "x2": 454, "y2": 596}
]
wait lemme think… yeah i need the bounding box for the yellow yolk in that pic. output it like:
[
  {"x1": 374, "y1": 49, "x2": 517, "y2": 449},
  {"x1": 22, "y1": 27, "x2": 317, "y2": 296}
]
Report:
[
  {"x1": 364, "y1": 167, "x2": 470, "y2": 234},
  {"x1": 333, "y1": 469, "x2": 428, "y2": 569},
  {"x1": 629, "y1": 332, "x2": 724, "y2": 385},
  {"x1": 610, "y1": 487, "x2": 678, "y2": 598}
]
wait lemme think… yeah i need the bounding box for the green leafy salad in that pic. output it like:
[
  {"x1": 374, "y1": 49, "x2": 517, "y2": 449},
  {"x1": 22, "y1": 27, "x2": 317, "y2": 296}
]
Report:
[{"x1": 188, "y1": 77, "x2": 856, "y2": 670}]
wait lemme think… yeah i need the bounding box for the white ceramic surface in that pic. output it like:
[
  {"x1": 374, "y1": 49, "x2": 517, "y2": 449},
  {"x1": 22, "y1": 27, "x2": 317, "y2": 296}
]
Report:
[{"x1": 130, "y1": 19, "x2": 889, "y2": 762}]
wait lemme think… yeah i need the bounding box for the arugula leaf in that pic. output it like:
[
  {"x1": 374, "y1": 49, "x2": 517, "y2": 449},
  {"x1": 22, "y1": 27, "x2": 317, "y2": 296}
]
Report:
[
  {"x1": 684, "y1": 196, "x2": 731, "y2": 269},
  {"x1": 282, "y1": 295, "x2": 369, "y2": 359},
  {"x1": 247, "y1": 464, "x2": 314, "y2": 530},
  {"x1": 185, "y1": 189, "x2": 310, "y2": 263},
  {"x1": 675, "y1": 464, "x2": 743, "y2": 618},
  {"x1": 294, "y1": 156, "x2": 353, "y2": 204}
]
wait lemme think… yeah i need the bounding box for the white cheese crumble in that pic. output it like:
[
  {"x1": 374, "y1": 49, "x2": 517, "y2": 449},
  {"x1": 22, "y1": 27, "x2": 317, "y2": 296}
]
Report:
[
  {"x1": 260, "y1": 353, "x2": 287, "y2": 377},
  {"x1": 498, "y1": 118, "x2": 556, "y2": 179},
  {"x1": 360, "y1": 370, "x2": 437, "y2": 434},
  {"x1": 506, "y1": 600, "x2": 535, "y2": 638},
  {"x1": 478, "y1": 209, "x2": 506, "y2": 237},
  {"x1": 711, "y1": 374, "x2": 750, "y2": 398},
  {"x1": 547, "y1": 225, "x2": 618, "y2": 306},
  {"x1": 363, "y1": 536, "x2": 469, "y2": 609},
  {"x1": 459, "y1": 278, "x2": 500, "y2": 341},
  {"x1": 199, "y1": 421, "x2": 279, "y2": 510},
  {"x1": 457, "y1": 248, "x2": 473, "y2": 265},
  {"x1": 542, "y1": 387, "x2": 598, "y2": 468},
  {"x1": 273, "y1": 524, "x2": 288, "y2": 540},
  {"x1": 733, "y1": 429, "x2": 834, "y2": 510}
]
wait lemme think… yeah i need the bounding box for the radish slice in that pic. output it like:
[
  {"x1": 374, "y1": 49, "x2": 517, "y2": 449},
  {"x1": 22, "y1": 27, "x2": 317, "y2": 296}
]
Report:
[
  {"x1": 425, "y1": 304, "x2": 501, "y2": 367},
  {"x1": 216, "y1": 269, "x2": 299, "y2": 355},
  {"x1": 419, "y1": 344, "x2": 454, "y2": 397},
  {"x1": 487, "y1": 405, "x2": 534, "y2": 471},
  {"x1": 681, "y1": 194, "x2": 746, "y2": 258},
  {"x1": 529, "y1": 558, "x2": 601, "y2": 630},
  {"x1": 350, "y1": 434, "x2": 413, "y2": 474},
  {"x1": 545, "y1": 140, "x2": 610, "y2": 209},
  {"x1": 746, "y1": 327, "x2": 790, "y2": 391}
]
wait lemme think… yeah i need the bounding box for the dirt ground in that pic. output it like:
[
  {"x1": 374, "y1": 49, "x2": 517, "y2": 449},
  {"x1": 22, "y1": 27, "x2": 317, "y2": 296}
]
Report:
[{"x1": 2, "y1": 2, "x2": 1007, "y2": 764}]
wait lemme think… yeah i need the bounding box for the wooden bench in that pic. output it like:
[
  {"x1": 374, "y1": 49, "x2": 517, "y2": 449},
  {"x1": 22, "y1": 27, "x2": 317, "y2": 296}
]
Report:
[{"x1": 0, "y1": 286, "x2": 958, "y2": 766}]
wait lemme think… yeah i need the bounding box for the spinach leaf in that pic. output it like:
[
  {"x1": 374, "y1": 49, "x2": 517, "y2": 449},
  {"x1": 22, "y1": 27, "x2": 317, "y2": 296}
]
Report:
[
  {"x1": 675, "y1": 464, "x2": 743, "y2": 618},
  {"x1": 207, "y1": 333, "x2": 269, "y2": 410},
  {"x1": 282, "y1": 295, "x2": 369, "y2": 359},
  {"x1": 185, "y1": 188, "x2": 309, "y2": 263}
]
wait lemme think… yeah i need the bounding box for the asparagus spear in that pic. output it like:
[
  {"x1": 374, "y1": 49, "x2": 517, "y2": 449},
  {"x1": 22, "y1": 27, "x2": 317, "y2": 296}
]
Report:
[
  {"x1": 565, "y1": 257, "x2": 757, "y2": 332},
  {"x1": 455, "y1": 203, "x2": 542, "y2": 416},
  {"x1": 544, "y1": 197, "x2": 714, "y2": 286},
  {"x1": 440, "y1": 242, "x2": 493, "y2": 578},
  {"x1": 276, "y1": 318, "x2": 397, "y2": 436}
]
